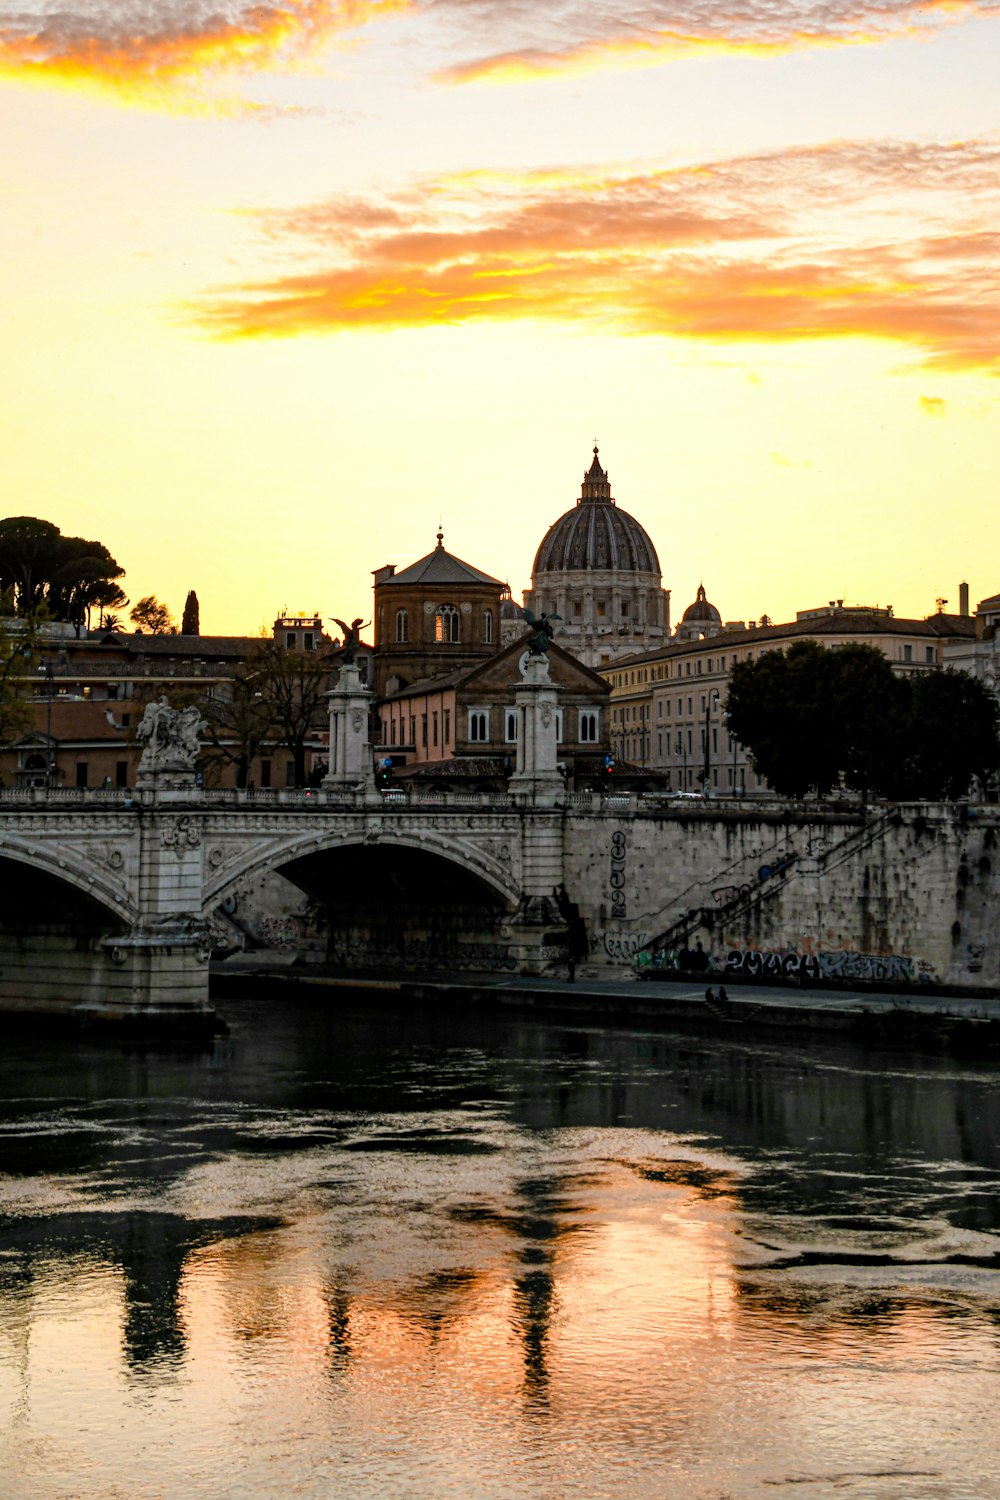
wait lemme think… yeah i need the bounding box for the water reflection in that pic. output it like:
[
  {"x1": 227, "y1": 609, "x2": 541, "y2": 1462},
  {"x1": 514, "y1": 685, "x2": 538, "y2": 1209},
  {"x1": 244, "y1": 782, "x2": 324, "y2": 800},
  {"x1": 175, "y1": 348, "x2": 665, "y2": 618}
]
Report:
[{"x1": 0, "y1": 995, "x2": 998, "y2": 1499}]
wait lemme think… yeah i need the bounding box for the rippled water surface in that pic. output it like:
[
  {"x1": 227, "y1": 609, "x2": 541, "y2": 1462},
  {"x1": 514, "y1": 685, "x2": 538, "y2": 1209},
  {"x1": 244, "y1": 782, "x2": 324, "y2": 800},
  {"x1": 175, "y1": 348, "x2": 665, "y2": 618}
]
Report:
[{"x1": 2, "y1": 993, "x2": 1000, "y2": 1499}]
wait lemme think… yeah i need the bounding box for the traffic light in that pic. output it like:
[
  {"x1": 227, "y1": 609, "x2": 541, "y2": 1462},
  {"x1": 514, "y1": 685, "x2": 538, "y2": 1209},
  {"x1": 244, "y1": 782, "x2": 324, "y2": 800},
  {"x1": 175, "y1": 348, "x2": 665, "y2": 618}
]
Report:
[
  {"x1": 377, "y1": 756, "x2": 394, "y2": 786},
  {"x1": 603, "y1": 754, "x2": 615, "y2": 774}
]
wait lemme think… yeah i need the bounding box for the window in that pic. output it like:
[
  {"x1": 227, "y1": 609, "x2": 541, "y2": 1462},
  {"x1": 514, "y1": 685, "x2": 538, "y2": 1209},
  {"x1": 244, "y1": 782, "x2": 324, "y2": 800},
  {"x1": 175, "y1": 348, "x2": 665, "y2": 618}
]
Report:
[
  {"x1": 260, "y1": 759, "x2": 271, "y2": 788},
  {"x1": 76, "y1": 762, "x2": 88, "y2": 788},
  {"x1": 285, "y1": 761, "x2": 296, "y2": 787},
  {"x1": 483, "y1": 610, "x2": 494, "y2": 643},
  {"x1": 902, "y1": 644, "x2": 913, "y2": 663},
  {"x1": 579, "y1": 710, "x2": 599, "y2": 743},
  {"x1": 108, "y1": 685, "x2": 119, "y2": 701},
  {"x1": 421, "y1": 713, "x2": 428, "y2": 747},
  {"x1": 505, "y1": 708, "x2": 519, "y2": 743},
  {"x1": 115, "y1": 760, "x2": 128, "y2": 788},
  {"x1": 556, "y1": 709, "x2": 563, "y2": 742},
  {"x1": 574, "y1": 602, "x2": 583, "y2": 618},
  {"x1": 925, "y1": 646, "x2": 935, "y2": 663},
  {"x1": 621, "y1": 601, "x2": 630, "y2": 618},
  {"x1": 395, "y1": 609, "x2": 409, "y2": 643},
  {"x1": 435, "y1": 604, "x2": 460, "y2": 643},
  {"x1": 303, "y1": 633, "x2": 314, "y2": 652},
  {"x1": 596, "y1": 600, "x2": 607, "y2": 617},
  {"x1": 432, "y1": 712, "x2": 438, "y2": 747},
  {"x1": 285, "y1": 632, "x2": 296, "y2": 650},
  {"x1": 444, "y1": 709, "x2": 451, "y2": 743},
  {"x1": 468, "y1": 709, "x2": 489, "y2": 743}
]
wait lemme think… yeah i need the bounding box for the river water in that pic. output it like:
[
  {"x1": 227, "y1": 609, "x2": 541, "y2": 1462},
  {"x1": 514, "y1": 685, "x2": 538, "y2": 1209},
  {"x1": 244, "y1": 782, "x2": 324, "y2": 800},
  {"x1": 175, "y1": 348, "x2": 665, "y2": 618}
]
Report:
[{"x1": 1, "y1": 992, "x2": 999, "y2": 1500}]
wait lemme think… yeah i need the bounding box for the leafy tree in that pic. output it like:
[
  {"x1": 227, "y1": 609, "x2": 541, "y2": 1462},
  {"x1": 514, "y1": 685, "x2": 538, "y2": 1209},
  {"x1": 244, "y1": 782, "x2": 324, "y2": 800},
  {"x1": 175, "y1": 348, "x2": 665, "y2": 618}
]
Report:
[
  {"x1": 726, "y1": 641, "x2": 843, "y2": 798},
  {"x1": 250, "y1": 640, "x2": 332, "y2": 787},
  {"x1": 0, "y1": 517, "x2": 125, "y2": 631},
  {"x1": 891, "y1": 670, "x2": 1000, "y2": 800},
  {"x1": 130, "y1": 595, "x2": 176, "y2": 635},
  {"x1": 727, "y1": 642, "x2": 1000, "y2": 801},
  {"x1": 0, "y1": 621, "x2": 38, "y2": 746}
]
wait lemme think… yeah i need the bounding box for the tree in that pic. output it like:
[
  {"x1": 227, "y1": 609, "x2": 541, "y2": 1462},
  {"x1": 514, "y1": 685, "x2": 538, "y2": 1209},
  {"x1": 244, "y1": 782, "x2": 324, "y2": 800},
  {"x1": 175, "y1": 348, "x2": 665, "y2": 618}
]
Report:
[
  {"x1": 130, "y1": 595, "x2": 176, "y2": 635},
  {"x1": 727, "y1": 642, "x2": 1000, "y2": 801},
  {"x1": 0, "y1": 517, "x2": 126, "y2": 631},
  {"x1": 250, "y1": 640, "x2": 332, "y2": 787},
  {"x1": 181, "y1": 590, "x2": 201, "y2": 636},
  {"x1": 726, "y1": 640, "x2": 843, "y2": 798},
  {"x1": 199, "y1": 665, "x2": 278, "y2": 788},
  {"x1": 891, "y1": 670, "x2": 1000, "y2": 800},
  {"x1": 0, "y1": 620, "x2": 38, "y2": 746}
]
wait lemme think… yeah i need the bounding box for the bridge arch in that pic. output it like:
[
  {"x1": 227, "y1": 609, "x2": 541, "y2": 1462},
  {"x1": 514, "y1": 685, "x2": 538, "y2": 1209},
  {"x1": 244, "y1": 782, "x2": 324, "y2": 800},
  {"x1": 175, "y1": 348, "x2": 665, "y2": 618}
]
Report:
[
  {"x1": 0, "y1": 840, "x2": 135, "y2": 928},
  {"x1": 204, "y1": 826, "x2": 522, "y2": 915}
]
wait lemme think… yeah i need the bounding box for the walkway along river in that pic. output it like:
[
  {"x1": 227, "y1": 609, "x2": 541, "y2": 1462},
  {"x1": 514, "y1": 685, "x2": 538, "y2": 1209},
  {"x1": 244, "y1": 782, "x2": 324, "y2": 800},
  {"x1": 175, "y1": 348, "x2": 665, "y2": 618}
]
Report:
[{"x1": 2, "y1": 988, "x2": 1000, "y2": 1499}]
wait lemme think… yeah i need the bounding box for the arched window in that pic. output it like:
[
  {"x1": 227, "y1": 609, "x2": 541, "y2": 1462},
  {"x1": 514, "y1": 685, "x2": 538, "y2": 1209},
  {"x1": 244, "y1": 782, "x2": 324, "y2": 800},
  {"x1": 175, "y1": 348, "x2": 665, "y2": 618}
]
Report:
[
  {"x1": 483, "y1": 609, "x2": 494, "y2": 644},
  {"x1": 395, "y1": 608, "x2": 408, "y2": 643},
  {"x1": 435, "y1": 604, "x2": 460, "y2": 643}
]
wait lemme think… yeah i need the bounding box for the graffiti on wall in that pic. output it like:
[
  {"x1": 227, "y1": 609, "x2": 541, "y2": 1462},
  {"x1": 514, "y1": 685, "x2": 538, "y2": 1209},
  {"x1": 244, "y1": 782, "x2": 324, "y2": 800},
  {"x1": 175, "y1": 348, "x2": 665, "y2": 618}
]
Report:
[
  {"x1": 327, "y1": 937, "x2": 517, "y2": 972},
  {"x1": 608, "y1": 830, "x2": 627, "y2": 920},
  {"x1": 636, "y1": 943, "x2": 935, "y2": 984},
  {"x1": 598, "y1": 929, "x2": 651, "y2": 963},
  {"x1": 724, "y1": 948, "x2": 927, "y2": 984},
  {"x1": 711, "y1": 853, "x2": 797, "y2": 910}
]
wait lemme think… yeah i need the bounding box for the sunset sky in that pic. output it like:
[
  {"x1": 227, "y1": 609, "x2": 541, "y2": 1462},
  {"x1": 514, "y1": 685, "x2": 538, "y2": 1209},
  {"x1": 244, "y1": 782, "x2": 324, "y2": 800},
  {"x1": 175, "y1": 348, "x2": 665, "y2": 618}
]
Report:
[{"x1": 2, "y1": 1, "x2": 998, "y2": 634}]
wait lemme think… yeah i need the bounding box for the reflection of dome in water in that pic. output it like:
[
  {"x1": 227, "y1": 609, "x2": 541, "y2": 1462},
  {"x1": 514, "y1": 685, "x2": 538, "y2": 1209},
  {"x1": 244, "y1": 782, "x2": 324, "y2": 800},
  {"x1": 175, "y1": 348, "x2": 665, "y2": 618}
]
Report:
[
  {"x1": 681, "y1": 583, "x2": 721, "y2": 626},
  {"x1": 532, "y1": 447, "x2": 661, "y2": 576}
]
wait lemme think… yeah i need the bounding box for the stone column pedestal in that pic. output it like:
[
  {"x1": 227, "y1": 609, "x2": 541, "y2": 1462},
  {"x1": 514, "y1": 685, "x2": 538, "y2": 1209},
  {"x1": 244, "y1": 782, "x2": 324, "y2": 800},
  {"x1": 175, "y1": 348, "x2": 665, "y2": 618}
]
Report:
[
  {"x1": 509, "y1": 655, "x2": 564, "y2": 807},
  {"x1": 323, "y1": 663, "x2": 377, "y2": 798}
]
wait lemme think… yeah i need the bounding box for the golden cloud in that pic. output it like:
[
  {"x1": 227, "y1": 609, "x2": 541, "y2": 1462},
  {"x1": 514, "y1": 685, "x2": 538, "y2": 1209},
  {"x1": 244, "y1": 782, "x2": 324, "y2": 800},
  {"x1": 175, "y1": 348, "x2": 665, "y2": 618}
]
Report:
[
  {"x1": 0, "y1": 1, "x2": 407, "y2": 111},
  {"x1": 194, "y1": 138, "x2": 1000, "y2": 372}
]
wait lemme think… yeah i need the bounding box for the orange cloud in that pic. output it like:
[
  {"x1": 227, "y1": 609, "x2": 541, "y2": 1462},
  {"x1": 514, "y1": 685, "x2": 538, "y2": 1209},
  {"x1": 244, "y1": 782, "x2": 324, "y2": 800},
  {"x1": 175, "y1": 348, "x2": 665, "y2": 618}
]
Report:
[
  {"x1": 194, "y1": 138, "x2": 1000, "y2": 372},
  {"x1": 0, "y1": 1, "x2": 407, "y2": 112}
]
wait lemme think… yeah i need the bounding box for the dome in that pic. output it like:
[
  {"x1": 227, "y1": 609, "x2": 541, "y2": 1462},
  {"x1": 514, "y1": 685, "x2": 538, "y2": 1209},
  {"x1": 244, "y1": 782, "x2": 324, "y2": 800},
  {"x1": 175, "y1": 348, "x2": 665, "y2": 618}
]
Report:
[
  {"x1": 499, "y1": 584, "x2": 523, "y2": 621},
  {"x1": 532, "y1": 447, "x2": 660, "y2": 576},
  {"x1": 681, "y1": 583, "x2": 721, "y2": 625}
]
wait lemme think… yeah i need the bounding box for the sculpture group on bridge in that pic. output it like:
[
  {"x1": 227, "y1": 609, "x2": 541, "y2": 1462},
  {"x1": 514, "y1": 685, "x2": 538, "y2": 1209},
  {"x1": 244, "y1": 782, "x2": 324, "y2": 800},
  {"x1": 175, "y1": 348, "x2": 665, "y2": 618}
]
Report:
[{"x1": 137, "y1": 698, "x2": 205, "y2": 778}]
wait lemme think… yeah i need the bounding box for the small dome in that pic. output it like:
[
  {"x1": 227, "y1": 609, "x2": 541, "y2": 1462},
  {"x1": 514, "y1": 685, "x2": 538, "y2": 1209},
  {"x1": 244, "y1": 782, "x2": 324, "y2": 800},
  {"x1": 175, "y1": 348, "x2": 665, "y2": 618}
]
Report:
[
  {"x1": 532, "y1": 447, "x2": 660, "y2": 576},
  {"x1": 681, "y1": 583, "x2": 721, "y2": 625},
  {"x1": 499, "y1": 584, "x2": 523, "y2": 621}
]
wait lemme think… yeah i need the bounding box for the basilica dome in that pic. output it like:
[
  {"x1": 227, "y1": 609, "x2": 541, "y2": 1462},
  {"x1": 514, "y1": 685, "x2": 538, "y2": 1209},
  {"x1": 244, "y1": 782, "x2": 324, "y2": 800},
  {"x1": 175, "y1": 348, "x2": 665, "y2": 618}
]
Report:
[
  {"x1": 532, "y1": 448, "x2": 661, "y2": 576},
  {"x1": 524, "y1": 446, "x2": 669, "y2": 670}
]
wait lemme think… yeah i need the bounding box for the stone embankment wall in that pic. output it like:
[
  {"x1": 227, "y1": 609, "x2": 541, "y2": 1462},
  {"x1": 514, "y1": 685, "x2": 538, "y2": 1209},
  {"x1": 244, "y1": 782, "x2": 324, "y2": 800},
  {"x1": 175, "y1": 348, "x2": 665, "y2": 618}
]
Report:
[{"x1": 567, "y1": 802, "x2": 999, "y2": 991}]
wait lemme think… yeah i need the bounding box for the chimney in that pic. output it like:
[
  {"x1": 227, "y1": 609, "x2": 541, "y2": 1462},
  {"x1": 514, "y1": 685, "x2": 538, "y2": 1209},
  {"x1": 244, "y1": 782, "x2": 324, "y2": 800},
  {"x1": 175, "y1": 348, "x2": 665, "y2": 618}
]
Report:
[{"x1": 959, "y1": 581, "x2": 970, "y2": 617}]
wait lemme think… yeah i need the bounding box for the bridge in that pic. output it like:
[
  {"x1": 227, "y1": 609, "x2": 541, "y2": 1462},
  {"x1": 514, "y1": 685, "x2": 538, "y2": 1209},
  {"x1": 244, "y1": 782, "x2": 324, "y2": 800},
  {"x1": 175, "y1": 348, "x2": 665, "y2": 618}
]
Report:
[{"x1": 0, "y1": 661, "x2": 994, "y2": 1030}]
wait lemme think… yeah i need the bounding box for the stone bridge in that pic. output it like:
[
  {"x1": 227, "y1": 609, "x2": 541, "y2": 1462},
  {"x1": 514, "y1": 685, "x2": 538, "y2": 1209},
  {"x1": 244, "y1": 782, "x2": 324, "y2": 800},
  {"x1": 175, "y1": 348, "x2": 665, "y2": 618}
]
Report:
[{"x1": 2, "y1": 659, "x2": 997, "y2": 1030}]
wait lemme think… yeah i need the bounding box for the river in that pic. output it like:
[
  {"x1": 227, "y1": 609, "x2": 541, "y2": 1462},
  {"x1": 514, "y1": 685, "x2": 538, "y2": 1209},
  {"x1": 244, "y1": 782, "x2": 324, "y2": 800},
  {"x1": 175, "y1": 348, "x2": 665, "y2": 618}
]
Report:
[{"x1": 1, "y1": 991, "x2": 999, "y2": 1499}]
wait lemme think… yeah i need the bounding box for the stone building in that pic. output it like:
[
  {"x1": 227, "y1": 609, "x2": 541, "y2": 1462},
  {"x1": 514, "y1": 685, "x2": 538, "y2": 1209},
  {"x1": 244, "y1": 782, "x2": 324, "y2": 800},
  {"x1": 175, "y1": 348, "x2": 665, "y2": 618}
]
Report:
[
  {"x1": 602, "y1": 603, "x2": 976, "y2": 795},
  {"x1": 942, "y1": 589, "x2": 1000, "y2": 697},
  {"x1": 1, "y1": 614, "x2": 362, "y2": 791},
  {"x1": 377, "y1": 637, "x2": 612, "y2": 789},
  {"x1": 523, "y1": 447, "x2": 670, "y2": 669},
  {"x1": 372, "y1": 531, "x2": 505, "y2": 696}
]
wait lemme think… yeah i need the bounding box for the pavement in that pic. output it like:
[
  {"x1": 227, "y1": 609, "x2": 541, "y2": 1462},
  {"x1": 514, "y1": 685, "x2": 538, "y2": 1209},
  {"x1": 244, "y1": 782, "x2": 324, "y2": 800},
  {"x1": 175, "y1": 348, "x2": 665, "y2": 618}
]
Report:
[{"x1": 214, "y1": 957, "x2": 1000, "y2": 1023}]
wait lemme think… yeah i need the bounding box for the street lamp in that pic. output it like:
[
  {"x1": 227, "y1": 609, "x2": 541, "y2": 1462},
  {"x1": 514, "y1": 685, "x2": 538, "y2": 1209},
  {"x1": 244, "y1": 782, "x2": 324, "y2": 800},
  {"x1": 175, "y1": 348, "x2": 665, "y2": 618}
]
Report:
[
  {"x1": 702, "y1": 689, "x2": 720, "y2": 795},
  {"x1": 675, "y1": 730, "x2": 686, "y2": 791},
  {"x1": 39, "y1": 660, "x2": 55, "y2": 787}
]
